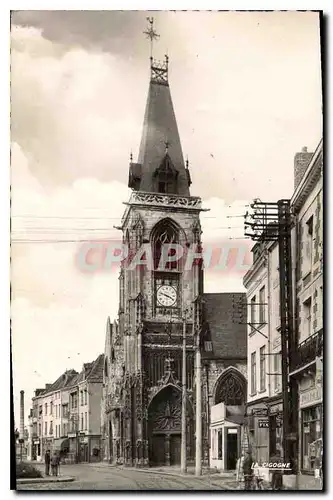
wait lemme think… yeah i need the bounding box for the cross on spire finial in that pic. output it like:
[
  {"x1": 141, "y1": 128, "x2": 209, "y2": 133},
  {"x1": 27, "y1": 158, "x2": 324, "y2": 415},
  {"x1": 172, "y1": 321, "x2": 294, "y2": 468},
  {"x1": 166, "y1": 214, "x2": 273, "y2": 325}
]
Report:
[
  {"x1": 165, "y1": 139, "x2": 170, "y2": 153},
  {"x1": 143, "y1": 17, "x2": 160, "y2": 59}
]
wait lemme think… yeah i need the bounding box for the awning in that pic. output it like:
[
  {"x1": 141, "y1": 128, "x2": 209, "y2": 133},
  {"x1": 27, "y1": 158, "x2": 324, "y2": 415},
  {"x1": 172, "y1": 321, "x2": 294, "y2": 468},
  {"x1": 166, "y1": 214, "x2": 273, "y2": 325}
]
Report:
[
  {"x1": 53, "y1": 438, "x2": 69, "y2": 451},
  {"x1": 225, "y1": 405, "x2": 245, "y2": 425}
]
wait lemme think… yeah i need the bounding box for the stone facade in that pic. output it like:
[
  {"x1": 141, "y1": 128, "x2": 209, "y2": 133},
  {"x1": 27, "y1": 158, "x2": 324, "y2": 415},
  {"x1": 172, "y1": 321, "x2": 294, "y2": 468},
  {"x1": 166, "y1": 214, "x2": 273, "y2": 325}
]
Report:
[
  {"x1": 29, "y1": 355, "x2": 104, "y2": 463},
  {"x1": 290, "y1": 140, "x2": 323, "y2": 486},
  {"x1": 243, "y1": 139, "x2": 323, "y2": 488},
  {"x1": 101, "y1": 56, "x2": 247, "y2": 469}
]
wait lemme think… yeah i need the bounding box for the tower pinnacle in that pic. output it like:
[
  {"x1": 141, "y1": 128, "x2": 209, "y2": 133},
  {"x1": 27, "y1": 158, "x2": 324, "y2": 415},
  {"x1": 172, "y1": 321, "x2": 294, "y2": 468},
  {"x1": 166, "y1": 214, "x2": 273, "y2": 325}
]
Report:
[
  {"x1": 143, "y1": 17, "x2": 168, "y2": 86},
  {"x1": 143, "y1": 17, "x2": 160, "y2": 60}
]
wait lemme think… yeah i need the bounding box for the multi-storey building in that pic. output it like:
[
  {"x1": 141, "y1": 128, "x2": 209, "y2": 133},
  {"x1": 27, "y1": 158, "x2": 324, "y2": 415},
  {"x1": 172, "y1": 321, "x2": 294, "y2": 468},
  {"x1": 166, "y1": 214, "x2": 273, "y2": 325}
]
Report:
[
  {"x1": 290, "y1": 140, "x2": 323, "y2": 487},
  {"x1": 28, "y1": 354, "x2": 104, "y2": 463},
  {"x1": 101, "y1": 49, "x2": 248, "y2": 470},
  {"x1": 244, "y1": 240, "x2": 283, "y2": 480},
  {"x1": 243, "y1": 139, "x2": 323, "y2": 488}
]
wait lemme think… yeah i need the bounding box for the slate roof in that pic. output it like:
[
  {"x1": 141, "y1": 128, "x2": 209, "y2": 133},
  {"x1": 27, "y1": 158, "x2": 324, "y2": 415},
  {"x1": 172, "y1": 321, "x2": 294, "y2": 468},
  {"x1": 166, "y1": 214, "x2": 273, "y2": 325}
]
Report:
[
  {"x1": 33, "y1": 355, "x2": 104, "y2": 399},
  {"x1": 33, "y1": 369, "x2": 79, "y2": 398},
  {"x1": 202, "y1": 293, "x2": 247, "y2": 359},
  {"x1": 86, "y1": 354, "x2": 104, "y2": 383},
  {"x1": 135, "y1": 81, "x2": 190, "y2": 195}
]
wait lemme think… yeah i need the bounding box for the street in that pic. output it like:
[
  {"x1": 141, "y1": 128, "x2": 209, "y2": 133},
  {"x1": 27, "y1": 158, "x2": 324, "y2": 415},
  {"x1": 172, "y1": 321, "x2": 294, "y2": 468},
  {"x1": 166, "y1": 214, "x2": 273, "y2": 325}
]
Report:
[{"x1": 17, "y1": 463, "x2": 237, "y2": 491}]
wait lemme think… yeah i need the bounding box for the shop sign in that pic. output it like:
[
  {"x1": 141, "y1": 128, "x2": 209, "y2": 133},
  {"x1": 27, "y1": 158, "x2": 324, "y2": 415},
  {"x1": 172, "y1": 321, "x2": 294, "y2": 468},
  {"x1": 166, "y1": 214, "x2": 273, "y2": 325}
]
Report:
[
  {"x1": 258, "y1": 419, "x2": 269, "y2": 428},
  {"x1": 33, "y1": 440, "x2": 40, "y2": 444},
  {"x1": 252, "y1": 408, "x2": 268, "y2": 417},
  {"x1": 300, "y1": 386, "x2": 322, "y2": 408}
]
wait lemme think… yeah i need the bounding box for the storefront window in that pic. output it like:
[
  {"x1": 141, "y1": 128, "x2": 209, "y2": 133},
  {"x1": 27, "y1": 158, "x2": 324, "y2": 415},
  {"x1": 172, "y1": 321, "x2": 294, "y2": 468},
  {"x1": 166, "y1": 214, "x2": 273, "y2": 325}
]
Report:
[{"x1": 302, "y1": 405, "x2": 322, "y2": 471}]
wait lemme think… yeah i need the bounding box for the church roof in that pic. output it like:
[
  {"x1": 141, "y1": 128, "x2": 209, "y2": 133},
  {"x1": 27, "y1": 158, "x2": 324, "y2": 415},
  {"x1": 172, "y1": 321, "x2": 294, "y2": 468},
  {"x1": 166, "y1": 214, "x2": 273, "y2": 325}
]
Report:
[
  {"x1": 129, "y1": 58, "x2": 191, "y2": 195},
  {"x1": 202, "y1": 293, "x2": 247, "y2": 359}
]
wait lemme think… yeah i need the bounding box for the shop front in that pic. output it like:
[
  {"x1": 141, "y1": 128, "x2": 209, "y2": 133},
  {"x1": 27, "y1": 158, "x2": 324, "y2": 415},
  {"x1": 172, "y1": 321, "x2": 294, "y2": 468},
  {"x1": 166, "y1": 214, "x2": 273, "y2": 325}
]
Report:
[
  {"x1": 299, "y1": 385, "x2": 322, "y2": 474},
  {"x1": 268, "y1": 401, "x2": 283, "y2": 458},
  {"x1": 67, "y1": 432, "x2": 78, "y2": 463},
  {"x1": 78, "y1": 433, "x2": 89, "y2": 463},
  {"x1": 32, "y1": 439, "x2": 41, "y2": 461},
  {"x1": 210, "y1": 402, "x2": 243, "y2": 471}
]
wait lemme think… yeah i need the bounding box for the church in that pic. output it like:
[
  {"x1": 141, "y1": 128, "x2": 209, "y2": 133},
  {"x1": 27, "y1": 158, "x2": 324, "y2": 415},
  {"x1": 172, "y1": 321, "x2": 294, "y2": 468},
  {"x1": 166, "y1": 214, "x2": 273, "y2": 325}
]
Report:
[{"x1": 101, "y1": 33, "x2": 248, "y2": 470}]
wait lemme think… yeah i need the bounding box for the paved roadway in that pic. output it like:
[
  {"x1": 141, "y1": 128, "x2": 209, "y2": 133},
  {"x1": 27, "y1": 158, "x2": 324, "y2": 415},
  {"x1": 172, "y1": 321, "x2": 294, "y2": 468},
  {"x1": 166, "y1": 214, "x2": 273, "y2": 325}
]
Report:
[{"x1": 17, "y1": 463, "x2": 237, "y2": 491}]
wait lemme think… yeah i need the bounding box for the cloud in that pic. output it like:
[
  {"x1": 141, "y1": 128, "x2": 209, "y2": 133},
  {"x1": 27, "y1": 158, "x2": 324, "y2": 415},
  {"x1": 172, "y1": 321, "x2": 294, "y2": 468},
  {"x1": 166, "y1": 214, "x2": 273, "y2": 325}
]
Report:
[{"x1": 11, "y1": 23, "x2": 146, "y2": 188}]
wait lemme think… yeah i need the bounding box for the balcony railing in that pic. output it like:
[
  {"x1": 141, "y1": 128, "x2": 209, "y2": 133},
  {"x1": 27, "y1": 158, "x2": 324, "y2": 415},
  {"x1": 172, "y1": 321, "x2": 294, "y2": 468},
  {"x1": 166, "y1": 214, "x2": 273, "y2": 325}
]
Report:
[{"x1": 290, "y1": 329, "x2": 323, "y2": 373}]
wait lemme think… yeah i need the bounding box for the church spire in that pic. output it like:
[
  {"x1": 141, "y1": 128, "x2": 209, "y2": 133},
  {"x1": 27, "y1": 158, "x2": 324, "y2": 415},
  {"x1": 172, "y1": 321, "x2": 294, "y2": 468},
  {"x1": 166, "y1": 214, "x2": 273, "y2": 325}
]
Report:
[{"x1": 128, "y1": 19, "x2": 191, "y2": 196}]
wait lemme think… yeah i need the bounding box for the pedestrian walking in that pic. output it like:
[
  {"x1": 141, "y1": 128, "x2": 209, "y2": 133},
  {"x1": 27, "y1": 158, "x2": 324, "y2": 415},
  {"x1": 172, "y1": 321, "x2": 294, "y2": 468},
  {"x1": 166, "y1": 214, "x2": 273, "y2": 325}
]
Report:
[
  {"x1": 44, "y1": 449, "x2": 50, "y2": 476},
  {"x1": 51, "y1": 451, "x2": 60, "y2": 476},
  {"x1": 243, "y1": 450, "x2": 254, "y2": 490}
]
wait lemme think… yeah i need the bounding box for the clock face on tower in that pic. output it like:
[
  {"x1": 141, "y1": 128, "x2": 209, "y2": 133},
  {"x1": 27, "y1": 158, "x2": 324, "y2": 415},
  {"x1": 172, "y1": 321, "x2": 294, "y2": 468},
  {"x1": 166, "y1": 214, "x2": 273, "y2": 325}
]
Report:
[{"x1": 156, "y1": 284, "x2": 177, "y2": 307}]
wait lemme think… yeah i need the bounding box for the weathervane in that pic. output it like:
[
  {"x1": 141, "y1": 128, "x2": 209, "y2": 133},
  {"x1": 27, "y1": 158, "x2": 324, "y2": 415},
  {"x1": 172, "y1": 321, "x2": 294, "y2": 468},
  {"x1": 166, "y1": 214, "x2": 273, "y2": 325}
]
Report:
[{"x1": 144, "y1": 17, "x2": 160, "y2": 59}]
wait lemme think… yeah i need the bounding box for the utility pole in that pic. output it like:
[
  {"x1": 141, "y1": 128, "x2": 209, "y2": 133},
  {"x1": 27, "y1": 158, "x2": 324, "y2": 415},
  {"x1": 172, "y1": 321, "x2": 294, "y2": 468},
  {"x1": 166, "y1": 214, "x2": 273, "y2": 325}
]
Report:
[
  {"x1": 181, "y1": 310, "x2": 187, "y2": 474},
  {"x1": 195, "y1": 322, "x2": 202, "y2": 476},
  {"x1": 245, "y1": 199, "x2": 296, "y2": 470}
]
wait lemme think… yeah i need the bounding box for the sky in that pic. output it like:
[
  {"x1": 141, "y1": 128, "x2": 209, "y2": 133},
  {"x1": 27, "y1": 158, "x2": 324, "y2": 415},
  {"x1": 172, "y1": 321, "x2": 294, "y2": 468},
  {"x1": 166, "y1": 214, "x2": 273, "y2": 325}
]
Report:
[{"x1": 10, "y1": 10, "x2": 322, "y2": 424}]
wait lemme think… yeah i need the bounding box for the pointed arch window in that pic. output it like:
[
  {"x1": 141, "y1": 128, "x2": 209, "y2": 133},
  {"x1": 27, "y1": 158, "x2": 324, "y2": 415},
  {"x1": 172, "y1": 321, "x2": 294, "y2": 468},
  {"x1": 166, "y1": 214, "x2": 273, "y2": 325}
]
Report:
[
  {"x1": 214, "y1": 370, "x2": 246, "y2": 406},
  {"x1": 154, "y1": 154, "x2": 178, "y2": 194},
  {"x1": 152, "y1": 220, "x2": 179, "y2": 270}
]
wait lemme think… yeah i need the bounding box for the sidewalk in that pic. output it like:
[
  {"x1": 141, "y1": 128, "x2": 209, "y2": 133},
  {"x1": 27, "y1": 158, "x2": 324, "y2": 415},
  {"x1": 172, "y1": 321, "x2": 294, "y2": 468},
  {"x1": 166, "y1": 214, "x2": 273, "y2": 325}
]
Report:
[{"x1": 17, "y1": 476, "x2": 75, "y2": 485}]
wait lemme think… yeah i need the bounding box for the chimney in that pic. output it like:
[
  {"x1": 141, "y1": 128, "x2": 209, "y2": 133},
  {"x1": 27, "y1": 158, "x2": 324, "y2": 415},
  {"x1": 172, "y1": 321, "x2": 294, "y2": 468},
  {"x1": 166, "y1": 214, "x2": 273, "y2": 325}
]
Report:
[
  {"x1": 294, "y1": 146, "x2": 313, "y2": 189},
  {"x1": 20, "y1": 390, "x2": 24, "y2": 440}
]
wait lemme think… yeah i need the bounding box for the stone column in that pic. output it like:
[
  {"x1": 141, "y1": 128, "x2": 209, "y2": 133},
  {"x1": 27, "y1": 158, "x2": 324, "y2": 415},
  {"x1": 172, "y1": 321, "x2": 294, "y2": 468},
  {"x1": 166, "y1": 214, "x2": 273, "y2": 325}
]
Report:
[
  {"x1": 181, "y1": 315, "x2": 187, "y2": 473},
  {"x1": 136, "y1": 374, "x2": 144, "y2": 466},
  {"x1": 110, "y1": 412, "x2": 116, "y2": 464},
  {"x1": 195, "y1": 337, "x2": 202, "y2": 475},
  {"x1": 124, "y1": 384, "x2": 132, "y2": 466}
]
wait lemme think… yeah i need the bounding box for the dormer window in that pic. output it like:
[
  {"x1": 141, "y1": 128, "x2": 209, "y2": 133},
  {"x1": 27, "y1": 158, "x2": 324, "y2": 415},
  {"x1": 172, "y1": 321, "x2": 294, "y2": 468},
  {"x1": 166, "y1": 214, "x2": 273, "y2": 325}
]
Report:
[{"x1": 154, "y1": 154, "x2": 178, "y2": 194}]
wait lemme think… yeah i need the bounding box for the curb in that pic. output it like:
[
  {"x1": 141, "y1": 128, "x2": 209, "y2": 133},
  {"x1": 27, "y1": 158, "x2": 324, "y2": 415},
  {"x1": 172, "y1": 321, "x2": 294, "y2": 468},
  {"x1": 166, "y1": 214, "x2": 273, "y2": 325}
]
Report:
[{"x1": 17, "y1": 476, "x2": 75, "y2": 485}]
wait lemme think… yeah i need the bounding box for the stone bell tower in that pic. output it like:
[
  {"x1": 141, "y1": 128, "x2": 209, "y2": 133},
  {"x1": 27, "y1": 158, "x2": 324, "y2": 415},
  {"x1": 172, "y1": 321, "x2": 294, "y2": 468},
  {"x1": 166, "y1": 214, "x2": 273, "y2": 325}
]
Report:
[{"x1": 102, "y1": 18, "x2": 206, "y2": 467}]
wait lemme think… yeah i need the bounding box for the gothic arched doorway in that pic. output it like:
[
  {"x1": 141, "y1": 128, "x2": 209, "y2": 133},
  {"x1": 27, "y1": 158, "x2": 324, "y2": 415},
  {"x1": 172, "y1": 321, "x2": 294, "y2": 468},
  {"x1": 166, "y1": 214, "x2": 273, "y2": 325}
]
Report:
[{"x1": 148, "y1": 385, "x2": 193, "y2": 466}]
